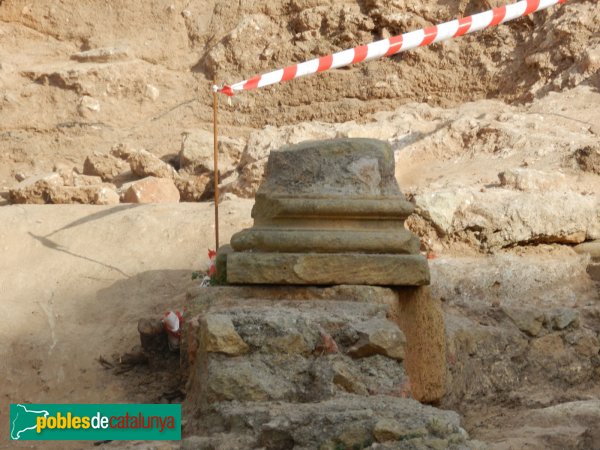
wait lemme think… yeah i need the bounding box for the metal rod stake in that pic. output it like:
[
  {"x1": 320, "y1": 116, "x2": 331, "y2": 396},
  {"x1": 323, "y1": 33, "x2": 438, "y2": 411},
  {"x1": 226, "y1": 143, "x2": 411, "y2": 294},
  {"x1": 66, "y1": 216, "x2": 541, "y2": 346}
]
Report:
[{"x1": 212, "y1": 80, "x2": 220, "y2": 250}]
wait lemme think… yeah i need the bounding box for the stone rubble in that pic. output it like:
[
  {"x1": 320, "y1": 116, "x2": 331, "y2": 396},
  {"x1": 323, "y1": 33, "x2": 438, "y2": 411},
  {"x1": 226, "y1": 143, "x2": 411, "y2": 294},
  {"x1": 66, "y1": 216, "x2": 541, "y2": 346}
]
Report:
[{"x1": 182, "y1": 285, "x2": 473, "y2": 449}]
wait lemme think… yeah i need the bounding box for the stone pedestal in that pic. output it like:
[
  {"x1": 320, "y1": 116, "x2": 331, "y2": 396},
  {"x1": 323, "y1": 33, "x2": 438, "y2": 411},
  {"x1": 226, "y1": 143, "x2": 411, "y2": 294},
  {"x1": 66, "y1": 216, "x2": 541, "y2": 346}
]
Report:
[
  {"x1": 222, "y1": 138, "x2": 429, "y2": 286},
  {"x1": 206, "y1": 138, "x2": 446, "y2": 410}
]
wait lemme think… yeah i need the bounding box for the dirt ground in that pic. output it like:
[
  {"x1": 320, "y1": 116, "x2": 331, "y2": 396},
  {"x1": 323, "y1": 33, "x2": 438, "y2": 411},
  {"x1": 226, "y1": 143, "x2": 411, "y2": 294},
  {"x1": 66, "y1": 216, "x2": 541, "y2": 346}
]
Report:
[{"x1": 0, "y1": 201, "x2": 252, "y2": 448}]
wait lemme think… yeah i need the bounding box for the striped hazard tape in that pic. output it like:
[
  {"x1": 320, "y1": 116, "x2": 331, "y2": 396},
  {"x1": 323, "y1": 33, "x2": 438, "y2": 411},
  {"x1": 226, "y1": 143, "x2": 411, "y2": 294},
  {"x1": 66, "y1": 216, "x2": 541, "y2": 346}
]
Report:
[{"x1": 214, "y1": 0, "x2": 567, "y2": 96}]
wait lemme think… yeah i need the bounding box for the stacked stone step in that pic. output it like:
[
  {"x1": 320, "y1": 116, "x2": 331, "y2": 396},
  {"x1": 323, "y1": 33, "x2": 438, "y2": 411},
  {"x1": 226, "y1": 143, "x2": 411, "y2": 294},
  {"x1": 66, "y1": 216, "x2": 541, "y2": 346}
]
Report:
[{"x1": 182, "y1": 285, "x2": 471, "y2": 449}]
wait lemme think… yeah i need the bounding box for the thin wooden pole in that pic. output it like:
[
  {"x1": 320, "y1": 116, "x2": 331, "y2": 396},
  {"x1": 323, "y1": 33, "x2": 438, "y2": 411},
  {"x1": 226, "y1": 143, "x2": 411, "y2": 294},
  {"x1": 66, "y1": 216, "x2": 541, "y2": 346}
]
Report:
[{"x1": 212, "y1": 80, "x2": 220, "y2": 250}]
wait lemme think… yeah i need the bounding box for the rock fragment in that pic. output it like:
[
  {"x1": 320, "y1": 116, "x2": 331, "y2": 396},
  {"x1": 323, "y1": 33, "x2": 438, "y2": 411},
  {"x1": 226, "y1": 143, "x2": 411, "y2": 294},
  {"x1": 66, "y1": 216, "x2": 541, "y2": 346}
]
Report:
[
  {"x1": 574, "y1": 145, "x2": 600, "y2": 174},
  {"x1": 179, "y1": 130, "x2": 242, "y2": 176},
  {"x1": 347, "y1": 318, "x2": 406, "y2": 361},
  {"x1": 574, "y1": 240, "x2": 600, "y2": 259},
  {"x1": 72, "y1": 174, "x2": 103, "y2": 187},
  {"x1": 47, "y1": 184, "x2": 120, "y2": 205},
  {"x1": 122, "y1": 176, "x2": 180, "y2": 203},
  {"x1": 331, "y1": 360, "x2": 368, "y2": 395},
  {"x1": 502, "y1": 306, "x2": 545, "y2": 336},
  {"x1": 129, "y1": 149, "x2": 177, "y2": 180},
  {"x1": 78, "y1": 96, "x2": 100, "y2": 115},
  {"x1": 71, "y1": 46, "x2": 130, "y2": 63},
  {"x1": 174, "y1": 174, "x2": 211, "y2": 202},
  {"x1": 200, "y1": 314, "x2": 249, "y2": 356},
  {"x1": 83, "y1": 151, "x2": 129, "y2": 182},
  {"x1": 549, "y1": 308, "x2": 579, "y2": 330},
  {"x1": 53, "y1": 163, "x2": 75, "y2": 186},
  {"x1": 110, "y1": 143, "x2": 138, "y2": 161},
  {"x1": 8, "y1": 173, "x2": 63, "y2": 204},
  {"x1": 498, "y1": 168, "x2": 566, "y2": 192},
  {"x1": 144, "y1": 84, "x2": 160, "y2": 101},
  {"x1": 373, "y1": 419, "x2": 426, "y2": 442}
]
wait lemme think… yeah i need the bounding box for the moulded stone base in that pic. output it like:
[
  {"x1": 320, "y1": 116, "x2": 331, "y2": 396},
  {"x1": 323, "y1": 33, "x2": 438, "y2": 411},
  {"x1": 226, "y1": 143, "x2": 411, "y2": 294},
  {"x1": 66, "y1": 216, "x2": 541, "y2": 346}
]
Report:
[
  {"x1": 230, "y1": 228, "x2": 421, "y2": 254},
  {"x1": 224, "y1": 252, "x2": 430, "y2": 286}
]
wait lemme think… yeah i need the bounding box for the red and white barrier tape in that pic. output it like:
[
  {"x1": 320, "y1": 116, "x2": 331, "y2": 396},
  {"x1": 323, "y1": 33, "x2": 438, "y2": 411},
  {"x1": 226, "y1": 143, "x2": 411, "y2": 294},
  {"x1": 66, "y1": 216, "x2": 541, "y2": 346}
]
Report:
[{"x1": 214, "y1": 0, "x2": 567, "y2": 96}]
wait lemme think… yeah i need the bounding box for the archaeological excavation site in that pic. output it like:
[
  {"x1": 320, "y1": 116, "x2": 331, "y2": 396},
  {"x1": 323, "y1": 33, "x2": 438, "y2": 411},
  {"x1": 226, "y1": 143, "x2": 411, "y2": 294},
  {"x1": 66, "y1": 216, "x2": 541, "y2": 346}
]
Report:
[{"x1": 1, "y1": 0, "x2": 599, "y2": 448}]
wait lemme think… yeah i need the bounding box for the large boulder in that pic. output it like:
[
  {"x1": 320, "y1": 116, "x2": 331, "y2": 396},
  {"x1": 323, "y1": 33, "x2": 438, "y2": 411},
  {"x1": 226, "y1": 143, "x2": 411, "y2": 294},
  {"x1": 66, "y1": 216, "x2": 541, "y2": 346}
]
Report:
[{"x1": 414, "y1": 188, "x2": 600, "y2": 249}]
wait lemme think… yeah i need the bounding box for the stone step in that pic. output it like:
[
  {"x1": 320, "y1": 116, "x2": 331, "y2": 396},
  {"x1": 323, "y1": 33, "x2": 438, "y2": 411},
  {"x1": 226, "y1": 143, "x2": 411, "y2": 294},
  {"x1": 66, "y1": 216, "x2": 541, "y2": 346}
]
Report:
[
  {"x1": 230, "y1": 227, "x2": 420, "y2": 254},
  {"x1": 225, "y1": 252, "x2": 430, "y2": 286},
  {"x1": 183, "y1": 284, "x2": 447, "y2": 409},
  {"x1": 184, "y1": 395, "x2": 477, "y2": 450}
]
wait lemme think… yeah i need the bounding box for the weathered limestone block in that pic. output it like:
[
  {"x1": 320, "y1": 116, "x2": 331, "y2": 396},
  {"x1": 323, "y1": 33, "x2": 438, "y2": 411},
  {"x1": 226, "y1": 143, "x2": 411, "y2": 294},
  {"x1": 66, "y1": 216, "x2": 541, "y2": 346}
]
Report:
[
  {"x1": 255, "y1": 138, "x2": 398, "y2": 196},
  {"x1": 200, "y1": 314, "x2": 249, "y2": 356},
  {"x1": 174, "y1": 174, "x2": 211, "y2": 202},
  {"x1": 72, "y1": 174, "x2": 103, "y2": 187},
  {"x1": 502, "y1": 306, "x2": 546, "y2": 337},
  {"x1": 47, "y1": 184, "x2": 120, "y2": 205},
  {"x1": 179, "y1": 129, "x2": 242, "y2": 176},
  {"x1": 129, "y1": 149, "x2": 177, "y2": 180},
  {"x1": 83, "y1": 151, "x2": 129, "y2": 182},
  {"x1": 8, "y1": 173, "x2": 63, "y2": 204},
  {"x1": 373, "y1": 418, "x2": 427, "y2": 443},
  {"x1": 347, "y1": 317, "x2": 406, "y2": 361},
  {"x1": 8, "y1": 173, "x2": 120, "y2": 205},
  {"x1": 226, "y1": 253, "x2": 430, "y2": 285},
  {"x1": 391, "y1": 287, "x2": 447, "y2": 404},
  {"x1": 223, "y1": 138, "x2": 428, "y2": 286},
  {"x1": 122, "y1": 176, "x2": 180, "y2": 203}
]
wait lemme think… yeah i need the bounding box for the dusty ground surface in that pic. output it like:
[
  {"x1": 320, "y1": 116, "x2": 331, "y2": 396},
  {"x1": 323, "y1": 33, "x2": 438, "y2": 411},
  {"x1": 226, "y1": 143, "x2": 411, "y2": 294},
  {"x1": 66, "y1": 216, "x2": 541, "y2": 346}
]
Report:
[
  {"x1": 0, "y1": 201, "x2": 253, "y2": 448},
  {"x1": 1, "y1": 0, "x2": 599, "y2": 448}
]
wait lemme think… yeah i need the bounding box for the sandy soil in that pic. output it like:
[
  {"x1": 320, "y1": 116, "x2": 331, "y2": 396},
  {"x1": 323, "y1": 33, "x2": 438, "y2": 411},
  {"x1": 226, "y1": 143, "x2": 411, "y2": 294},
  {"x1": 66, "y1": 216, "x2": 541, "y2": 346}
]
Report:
[{"x1": 0, "y1": 200, "x2": 252, "y2": 447}]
